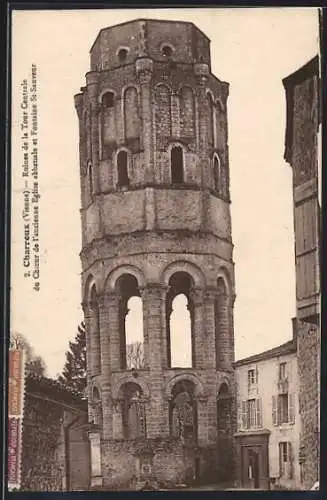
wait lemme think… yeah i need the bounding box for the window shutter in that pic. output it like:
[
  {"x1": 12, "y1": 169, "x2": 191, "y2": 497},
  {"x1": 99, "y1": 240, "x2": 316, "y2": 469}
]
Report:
[
  {"x1": 272, "y1": 395, "x2": 278, "y2": 426},
  {"x1": 237, "y1": 401, "x2": 242, "y2": 431},
  {"x1": 277, "y1": 395, "x2": 282, "y2": 425},
  {"x1": 288, "y1": 393, "x2": 295, "y2": 424},
  {"x1": 288, "y1": 442, "x2": 293, "y2": 479},
  {"x1": 242, "y1": 401, "x2": 247, "y2": 429},
  {"x1": 278, "y1": 442, "x2": 283, "y2": 477},
  {"x1": 256, "y1": 398, "x2": 262, "y2": 428}
]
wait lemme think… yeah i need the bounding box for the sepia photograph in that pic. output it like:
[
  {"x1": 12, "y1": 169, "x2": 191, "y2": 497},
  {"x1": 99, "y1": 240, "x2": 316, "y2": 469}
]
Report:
[{"x1": 9, "y1": 7, "x2": 321, "y2": 491}]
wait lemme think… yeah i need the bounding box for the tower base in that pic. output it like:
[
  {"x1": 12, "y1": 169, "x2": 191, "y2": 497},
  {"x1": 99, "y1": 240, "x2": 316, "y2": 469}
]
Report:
[{"x1": 94, "y1": 438, "x2": 224, "y2": 490}]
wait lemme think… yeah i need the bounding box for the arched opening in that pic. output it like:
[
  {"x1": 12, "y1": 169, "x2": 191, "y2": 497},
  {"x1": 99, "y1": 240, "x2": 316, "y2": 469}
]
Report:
[
  {"x1": 120, "y1": 382, "x2": 146, "y2": 439},
  {"x1": 217, "y1": 383, "x2": 233, "y2": 481},
  {"x1": 206, "y1": 93, "x2": 214, "y2": 148},
  {"x1": 125, "y1": 296, "x2": 144, "y2": 369},
  {"x1": 92, "y1": 386, "x2": 101, "y2": 402},
  {"x1": 171, "y1": 146, "x2": 184, "y2": 184},
  {"x1": 154, "y1": 84, "x2": 171, "y2": 138},
  {"x1": 166, "y1": 272, "x2": 195, "y2": 368},
  {"x1": 116, "y1": 274, "x2": 144, "y2": 370},
  {"x1": 217, "y1": 383, "x2": 232, "y2": 433},
  {"x1": 102, "y1": 91, "x2": 114, "y2": 109},
  {"x1": 124, "y1": 87, "x2": 140, "y2": 140},
  {"x1": 101, "y1": 92, "x2": 116, "y2": 156},
  {"x1": 118, "y1": 48, "x2": 128, "y2": 63},
  {"x1": 162, "y1": 45, "x2": 173, "y2": 58},
  {"x1": 180, "y1": 87, "x2": 195, "y2": 138},
  {"x1": 117, "y1": 150, "x2": 129, "y2": 188},
  {"x1": 213, "y1": 155, "x2": 220, "y2": 192},
  {"x1": 170, "y1": 380, "x2": 197, "y2": 441}
]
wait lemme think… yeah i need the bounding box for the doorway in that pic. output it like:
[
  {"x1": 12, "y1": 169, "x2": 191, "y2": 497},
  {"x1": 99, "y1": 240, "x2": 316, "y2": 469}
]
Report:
[
  {"x1": 248, "y1": 449, "x2": 260, "y2": 488},
  {"x1": 242, "y1": 446, "x2": 262, "y2": 489}
]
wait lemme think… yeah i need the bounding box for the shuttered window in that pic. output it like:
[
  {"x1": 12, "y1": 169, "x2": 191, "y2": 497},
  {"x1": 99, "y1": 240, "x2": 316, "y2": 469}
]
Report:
[
  {"x1": 239, "y1": 398, "x2": 262, "y2": 430},
  {"x1": 272, "y1": 393, "x2": 295, "y2": 425},
  {"x1": 279, "y1": 442, "x2": 293, "y2": 479}
]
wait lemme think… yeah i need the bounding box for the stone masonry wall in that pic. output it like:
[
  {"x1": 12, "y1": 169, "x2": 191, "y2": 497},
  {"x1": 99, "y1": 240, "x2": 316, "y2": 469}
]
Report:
[{"x1": 297, "y1": 321, "x2": 320, "y2": 488}]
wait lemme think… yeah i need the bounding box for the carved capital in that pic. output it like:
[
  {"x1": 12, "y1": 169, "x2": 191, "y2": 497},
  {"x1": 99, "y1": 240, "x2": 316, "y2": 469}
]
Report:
[{"x1": 189, "y1": 287, "x2": 204, "y2": 307}]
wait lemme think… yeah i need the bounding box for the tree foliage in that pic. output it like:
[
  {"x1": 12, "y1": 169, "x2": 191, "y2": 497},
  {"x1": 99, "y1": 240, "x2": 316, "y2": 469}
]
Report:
[
  {"x1": 58, "y1": 321, "x2": 86, "y2": 396},
  {"x1": 10, "y1": 332, "x2": 47, "y2": 377},
  {"x1": 126, "y1": 341, "x2": 145, "y2": 369}
]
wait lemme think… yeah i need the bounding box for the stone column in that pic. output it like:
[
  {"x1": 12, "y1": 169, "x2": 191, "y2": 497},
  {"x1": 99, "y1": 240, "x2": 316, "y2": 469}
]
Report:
[
  {"x1": 86, "y1": 71, "x2": 100, "y2": 194},
  {"x1": 196, "y1": 396, "x2": 209, "y2": 447},
  {"x1": 204, "y1": 288, "x2": 218, "y2": 369},
  {"x1": 98, "y1": 292, "x2": 112, "y2": 439},
  {"x1": 106, "y1": 292, "x2": 121, "y2": 373},
  {"x1": 203, "y1": 289, "x2": 218, "y2": 444},
  {"x1": 218, "y1": 293, "x2": 235, "y2": 370},
  {"x1": 136, "y1": 58, "x2": 154, "y2": 183},
  {"x1": 189, "y1": 288, "x2": 205, "y2": 369},
  {"x1": 89, "y1": 431, "x2": 103, "y2": 487},
  {"x1": 112, "y1": 399, "x2": 124, "y2": 439},
  {"x1": 141, "y1": 284, "x2": 165, "y2": 436},
  {"x1": 82, "y1": 301, "x2": 95, "y2": 421},
  {"x1": 194, "y1": 63, "x2": 210, "y2": 189},
  {"x1": 228, "y1": 294, "x2": 236, "y2": 365},
  {"x1": 90, "y1": 295, "x2": 101, "y2": 376}
]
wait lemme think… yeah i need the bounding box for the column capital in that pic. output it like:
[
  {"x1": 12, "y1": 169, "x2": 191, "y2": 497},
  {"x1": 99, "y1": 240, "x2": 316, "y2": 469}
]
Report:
[
  {"x1": 204, "y1": 287, "x2": 219, "y2": 303},
  {"x1": 140, "y1": 283, "x2": 168, "y2": 300},
  {"x1": 97, "y1": 290, "x2": 120, "y2": 307},
  {"x1": 189, "y1": 287, "x2": 205, "y2": 306}
]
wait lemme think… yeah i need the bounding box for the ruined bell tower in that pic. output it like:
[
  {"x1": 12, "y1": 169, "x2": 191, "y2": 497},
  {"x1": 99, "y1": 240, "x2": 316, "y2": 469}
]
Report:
[{"x1": 74, "y1": 19, "x2": 236, "y2": 490}]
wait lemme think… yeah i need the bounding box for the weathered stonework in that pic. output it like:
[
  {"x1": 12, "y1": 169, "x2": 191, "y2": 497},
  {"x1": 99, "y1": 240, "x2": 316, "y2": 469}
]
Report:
[
  {"x1": 283, "y1": 56, "x2": 321, "y2": 489},
  {"x1": 75, "y1": 19, "x2": 236, "y2": 489}
]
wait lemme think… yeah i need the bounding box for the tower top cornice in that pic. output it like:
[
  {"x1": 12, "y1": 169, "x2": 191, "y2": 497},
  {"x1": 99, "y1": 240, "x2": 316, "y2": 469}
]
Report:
[{"x1": 89, "y1": 18, "x2": 212, "y2": 73}]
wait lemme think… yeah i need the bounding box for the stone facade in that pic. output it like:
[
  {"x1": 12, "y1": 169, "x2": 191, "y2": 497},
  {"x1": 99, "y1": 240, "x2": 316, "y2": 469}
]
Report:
[
  {"x1": 20, "y1": 376, "x2": 89, "y2": 491},
  {"x1": 283, "y1": 56, "x2": 321, "y2": 489},
  {"x1": 234, "y1": 321, "x2": 300, "y2": 490},
  {"x1": 75, "y1": 19, "x2": 236, "y2": 489}
]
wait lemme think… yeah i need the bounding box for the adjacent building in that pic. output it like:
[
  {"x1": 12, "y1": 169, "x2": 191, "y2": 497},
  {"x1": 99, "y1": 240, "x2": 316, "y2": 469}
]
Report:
[
  {"x1": 74, "y1": 19, "x2": 236, "y2": 490},
  {"x1": 283, "y1": 55, "x2": 321, "y2": 489},
  {"x1": 20, "y1": 375, "x2": 89, "y2": 491},
  {"x1": 234, "y1": 320, "x2": 300, "y2": 490}
]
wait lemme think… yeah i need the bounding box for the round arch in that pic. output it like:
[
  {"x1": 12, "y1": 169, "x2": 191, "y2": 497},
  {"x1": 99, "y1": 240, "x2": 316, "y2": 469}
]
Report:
[
  {"x1": 98, "y1": 88, "x2": 117, "y2": 105},
  {"x1": 91, "y1": 383, "x2": 102, "y2": 402},
  {"x1": 161, "y1": 260, "x2": 206, "y2": 289},
  {"x1": 205, "y1": 88, "x2": 215, "y2": 103},
  {"x1": 104, "y1": 264, "x2": 146, "y2": 293},
  {"x1": 83, "y1": 274, "x2": 97, "y2": 304},
  {"x1": 154, "y1": 82, "x2": 172, "y2": 98},
  {"x1": 112, "y1": 375, "x2": 150, "y2": 400},
  {"x1": 165, "y1": 373, "x2": 205, "y2": 400},
  {"x1": 216, "y1": 267, "x2": 234, "y2": 297},
  {"x1": 217, "y1": 379, "x2": 232, "y2": 399}
]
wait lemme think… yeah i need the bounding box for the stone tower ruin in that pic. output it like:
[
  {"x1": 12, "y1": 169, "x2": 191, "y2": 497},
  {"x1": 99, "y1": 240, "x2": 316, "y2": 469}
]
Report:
[{"x1": 74, "y1": 19, "x2": 236, "y2": 490}]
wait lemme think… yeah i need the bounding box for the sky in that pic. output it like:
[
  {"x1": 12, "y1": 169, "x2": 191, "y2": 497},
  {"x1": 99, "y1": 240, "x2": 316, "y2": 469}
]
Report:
[{"x1": 11, "y1": 8, "x2": 320, "y2": 378}]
